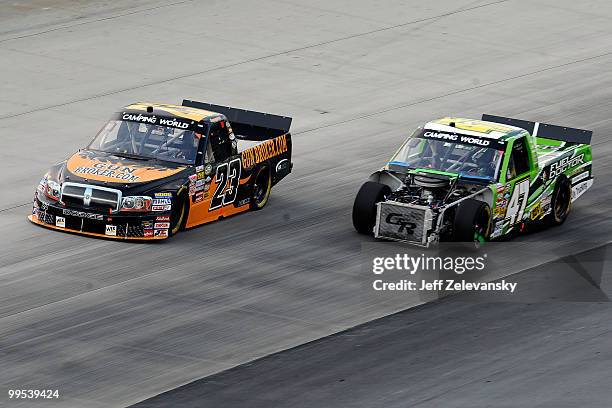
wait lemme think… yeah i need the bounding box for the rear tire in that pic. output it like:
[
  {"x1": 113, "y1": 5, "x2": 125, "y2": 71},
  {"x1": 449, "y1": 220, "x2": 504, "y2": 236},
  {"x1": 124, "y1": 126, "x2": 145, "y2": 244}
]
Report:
[
  {"x1": 546, "y1": 176, "x2": 572, "y2": 226},
  {"x1": 250, "y1": 165, "x2": 272, "y2": 210},
  {"x1": 352, "y1": 181, "x2": 391, "y2": 235},
  {"x1": 453, "y1": 199, "x2": 492, "y2": 243}
]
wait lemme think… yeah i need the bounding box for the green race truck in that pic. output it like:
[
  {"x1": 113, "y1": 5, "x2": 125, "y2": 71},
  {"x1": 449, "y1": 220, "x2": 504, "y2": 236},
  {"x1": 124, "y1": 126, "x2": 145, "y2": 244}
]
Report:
[{"x1": 352, "y1": 114, "x2": 593, "y2": 246}]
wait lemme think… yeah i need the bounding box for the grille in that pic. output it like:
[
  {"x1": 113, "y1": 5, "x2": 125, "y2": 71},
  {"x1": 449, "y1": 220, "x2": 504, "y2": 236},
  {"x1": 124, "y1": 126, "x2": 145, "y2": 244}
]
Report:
[
  {"x1": 61, "y1": 183, "x2": 121, "y2": 212},
  {"x1": 117, "y1": 224, "x2": 145, "y2": 238},
  {"x1": 38, "y1": 209, "x2": 146, "y2": 238},
  {"x1": 375, "y1": 201, "x2": 432, "y2": 245},
  {"x1": 38, "y1": 211, "x2": 55, "y2": 225}
]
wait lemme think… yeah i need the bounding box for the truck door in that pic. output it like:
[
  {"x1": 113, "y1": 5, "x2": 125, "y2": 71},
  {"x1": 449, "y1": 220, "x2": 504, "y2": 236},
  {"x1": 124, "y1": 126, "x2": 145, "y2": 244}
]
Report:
[
  {"x1": 207, "y1": 121, "x2": 242, "y2": 217},
  {"x1": 503, "y1": 136, "x2": 532, "y2": 227}
]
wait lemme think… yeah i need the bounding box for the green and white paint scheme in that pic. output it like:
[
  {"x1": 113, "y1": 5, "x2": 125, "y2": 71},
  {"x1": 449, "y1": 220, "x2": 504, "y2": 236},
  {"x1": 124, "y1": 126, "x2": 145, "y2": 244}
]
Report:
[{"x1": 376, "y1": 115, "x2": 593, "y2": 243}]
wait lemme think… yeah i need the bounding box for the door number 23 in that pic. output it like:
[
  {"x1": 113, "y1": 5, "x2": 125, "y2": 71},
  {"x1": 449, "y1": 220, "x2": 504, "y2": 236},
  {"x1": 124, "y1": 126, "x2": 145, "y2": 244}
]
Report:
[{"x1": 210, "y1": 158, "x2": 242, "y2": 210}]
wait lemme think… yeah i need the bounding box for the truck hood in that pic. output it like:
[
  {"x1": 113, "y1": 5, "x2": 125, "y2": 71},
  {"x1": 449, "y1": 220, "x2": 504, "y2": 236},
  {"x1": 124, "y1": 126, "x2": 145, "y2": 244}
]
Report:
[{"x1": 65, "y1": 150, "x2": 186, "y2": 184}]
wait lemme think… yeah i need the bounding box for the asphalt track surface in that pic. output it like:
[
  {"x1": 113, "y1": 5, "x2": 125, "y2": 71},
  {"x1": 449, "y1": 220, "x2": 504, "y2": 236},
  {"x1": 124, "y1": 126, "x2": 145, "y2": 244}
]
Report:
[
  {"x1": 134, "y1": 244, "x2": 612, "y2": 408},
  {"x1": 1, "y1": 0, "x2": 611, "y2": 407}
]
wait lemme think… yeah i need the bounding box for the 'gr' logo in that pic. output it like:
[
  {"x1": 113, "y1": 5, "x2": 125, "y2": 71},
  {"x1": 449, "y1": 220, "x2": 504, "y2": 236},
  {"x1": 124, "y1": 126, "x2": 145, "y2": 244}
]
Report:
[{"x1": 385, "y1": 213, "x2": 417, "y2": 235}]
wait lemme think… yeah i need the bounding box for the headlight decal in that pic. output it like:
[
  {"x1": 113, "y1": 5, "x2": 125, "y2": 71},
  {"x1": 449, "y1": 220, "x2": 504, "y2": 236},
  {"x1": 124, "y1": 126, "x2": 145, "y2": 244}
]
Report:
[
  {"x1": 37, "y1": 173, "x2": 60, "y2": 201},
  {"x1": 120, "y1": 196, "x2": 152, "y2": 212}
]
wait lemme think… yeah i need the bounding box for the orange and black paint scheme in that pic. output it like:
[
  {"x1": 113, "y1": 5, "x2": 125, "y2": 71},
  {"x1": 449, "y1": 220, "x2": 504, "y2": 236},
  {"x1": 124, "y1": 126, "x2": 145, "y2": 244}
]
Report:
[{"x1": 29, "y1": 100, "x2": 292, "y2": 240}]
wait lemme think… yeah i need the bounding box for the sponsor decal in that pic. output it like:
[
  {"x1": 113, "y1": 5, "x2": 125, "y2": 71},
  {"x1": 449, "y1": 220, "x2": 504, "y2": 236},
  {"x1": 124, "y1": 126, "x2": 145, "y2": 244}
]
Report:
[
  {"x1": 241, "y1": 134, "x2": 288, "y2": 168},
  {"x1": 189, "y1": 174, "x2": 197, "y2": 195},
  {"x1": 105, "y1": 225, "x2": 117, "y2": 236},
  {"x1": 154, "y1": 222, "x2": 170, "y2": 229},
  {"x1": 493, "y1": 202, "x2": 506, "y2": 219},
  {"x1": 72, "y1": 163, "x2": 140, "y2": 182},
  {"x1": 195, "y1": 191, "x2": 204, "y2": 203},
  {"x1": 491, "y1": 221, "x2": 505, "y2": 239},
  {"x1": 205, "y1": 164, "x2": 213, "y2": 175},
  {"x1": 237, "y1": 198, "x2": 251, "y2": 206},
  {"x1": 572, "y1": 179, "x2": 593, "y2": 201},
  {"x1": 530, "y1": 202, "x2": 544, "y2": 220},
  {"x1": 121, "y1": 113, "x2": 192, "y2": 129},
  {"x1": 541, "y1": 195, "x2": 552, "y2": 210},
  {"x1": 154, "y1": 192, "x2": 172, "y2": 198},
  {"x1": 63, "y1": 209, "x2": 104, "y2": 220},
  {"x1": 155, "y1": 215, "x2": 170, "y2": 222},
  {"x1": 152, "y1": 204, "x2": 172, "y2": 211},
  {"x1": 385, "y1": 213, "x2": 418, "y2": 235},
  {"x1": 549, "y1": 153, "x2": 585, "y2": 179},
  {"x1": 142, "y1": 220, "x2": 153, "y2": 229},
  {"x1": 154, "y1": 229, "x2": 169, "y2": 237},
  {"x1": 423, "y1": 131, "x2": 458, "y2": 142},
  {"x1": 494, "y1": 183, "x2": 510, "y2": 219},
  {"x1": 122, "y1": 113, "x2": 157, "y2": 124},
  {"x1": 67, "y1": 152, "x2": 184, "y2": 184},
  {"x1": 420, "y1": 131, "x2": 505, "y2": 149},
  {"x1": 144, "y1": 230, "x2": 154, "y2": 238},
  {"x1": 572, "y1": 171, "x2": 590, "y2": 184},
  {"x1": 158, "y1": 117, "x2": 190, "y2": 129},
  {"x1": 55, "y1": 216, "x2": 66, "y2": 228},
  {"x1": 276, "y1": 159, "x2": 290, "y2": 173},
  {"x1": 153, "y1": 198, "x2": 172, "y2": 205}
]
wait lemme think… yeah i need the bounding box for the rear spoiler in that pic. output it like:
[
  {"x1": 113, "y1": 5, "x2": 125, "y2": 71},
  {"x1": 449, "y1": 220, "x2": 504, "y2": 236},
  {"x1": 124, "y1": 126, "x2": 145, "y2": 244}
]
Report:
[
  {"x1": 482, "y1": 114, "x2": 592, "y2": 145},
  {"x1": 182, "y1": 99, "x2": 292, "y2": 140}
]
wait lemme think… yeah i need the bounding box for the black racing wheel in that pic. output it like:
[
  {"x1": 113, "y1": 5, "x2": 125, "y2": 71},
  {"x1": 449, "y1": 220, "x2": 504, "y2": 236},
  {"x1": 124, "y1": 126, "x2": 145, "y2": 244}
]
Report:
[
  {"x1": 352, "y1": 181, "x2": 391, "y2": 235},
  {"x1": 170, "y1": 190, "x2": 188, "y2": 236},
  {"x1": 250, "y1": 165, "x2": 272, "y2": 210},
  {"x1": 452, "y1": 199, "x2": 492, "y2": 243},
  {"x1": 546, "y1": 176, "x2": 572, "y2": 226}
]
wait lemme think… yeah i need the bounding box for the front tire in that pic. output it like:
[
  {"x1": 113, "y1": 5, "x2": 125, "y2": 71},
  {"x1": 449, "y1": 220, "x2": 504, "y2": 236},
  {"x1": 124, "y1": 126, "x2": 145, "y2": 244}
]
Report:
[
  {"x1": 352, "y1": 181, "x2": 391, "y2": 235},
  {"x1": 453, "y1": 199, "x2": 492, "y2": 243},
  {"x1": 170, "y1": 191, "x2": 188, "y2": 236}
]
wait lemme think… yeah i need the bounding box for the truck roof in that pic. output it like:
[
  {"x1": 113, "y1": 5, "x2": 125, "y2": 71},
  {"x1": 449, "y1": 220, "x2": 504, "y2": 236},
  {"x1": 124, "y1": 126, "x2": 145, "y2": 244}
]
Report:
[
  {"x1": 123, "y1": 102, "x2": 224, "y2": 122},
  {"x1": 426, "y1": 117, "x2": 526, "y2": 140}
]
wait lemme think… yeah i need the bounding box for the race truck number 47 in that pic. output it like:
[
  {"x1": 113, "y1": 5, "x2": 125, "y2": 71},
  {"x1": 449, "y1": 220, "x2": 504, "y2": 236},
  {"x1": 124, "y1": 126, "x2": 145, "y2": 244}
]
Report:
[
  {"x1": 29, "y1": 100, "x2": 293, "y2": 240},
  {"x1": 352, "y1": 115, "x2": 593, "y2": 246}
]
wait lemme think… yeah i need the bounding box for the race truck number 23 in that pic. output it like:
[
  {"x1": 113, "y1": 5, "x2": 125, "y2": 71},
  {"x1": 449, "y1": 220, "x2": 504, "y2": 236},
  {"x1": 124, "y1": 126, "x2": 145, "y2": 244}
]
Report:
[
  {"x1": 506, "y1": 179, "x2": 530, "y2": 225},
  {"x1": 210, "y1": 158, "x2": 242, "y2": 210}
]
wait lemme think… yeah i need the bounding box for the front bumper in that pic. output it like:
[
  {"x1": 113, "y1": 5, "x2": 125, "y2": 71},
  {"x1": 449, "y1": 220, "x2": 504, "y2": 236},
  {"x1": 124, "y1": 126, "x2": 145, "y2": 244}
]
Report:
[
  {"x1": 30, "y1": 195, "x2": 171, "y2": 240},
  {"x1": 374, "y1": 201, "x2": 436, "y2": 246}
]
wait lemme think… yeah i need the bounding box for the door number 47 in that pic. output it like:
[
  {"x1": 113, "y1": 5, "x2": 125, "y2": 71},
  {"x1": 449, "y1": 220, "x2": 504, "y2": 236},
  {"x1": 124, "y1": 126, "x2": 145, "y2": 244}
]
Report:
[{"x1": 506, "y1": 179, "x2": 529, "y2": 225}]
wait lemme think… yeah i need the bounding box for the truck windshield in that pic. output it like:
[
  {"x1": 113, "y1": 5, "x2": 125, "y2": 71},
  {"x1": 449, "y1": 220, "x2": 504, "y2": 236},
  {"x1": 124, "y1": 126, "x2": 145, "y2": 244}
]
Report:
[
  {"x1": 390, "y1": 130, "x2": 505, "y2": 180},
  {"x1": 88, "y1": 120, "x2": 202, "y2": 165}
]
